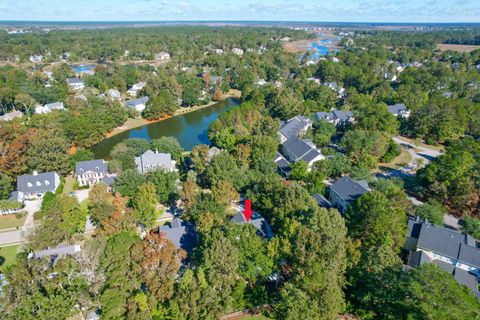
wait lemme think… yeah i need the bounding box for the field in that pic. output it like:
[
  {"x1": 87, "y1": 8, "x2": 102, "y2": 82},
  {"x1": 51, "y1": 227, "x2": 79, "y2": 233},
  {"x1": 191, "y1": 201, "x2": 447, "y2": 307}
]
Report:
[
  {"x1": 0, "y1": 213, "x2": 27, "y2": 231},
  {"x1": 436, "y1": 43, "x2": 480, "y2": 52},
  {"x1": 0, "y1": 244, "x2": 20, "y2": 271}
]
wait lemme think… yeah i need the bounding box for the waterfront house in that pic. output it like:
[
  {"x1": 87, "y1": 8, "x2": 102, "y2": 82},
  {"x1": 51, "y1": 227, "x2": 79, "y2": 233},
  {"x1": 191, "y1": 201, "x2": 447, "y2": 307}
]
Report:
[
  {"x1": 135, "y1": 150, "x2": 176, "y2": 174},
  {"x1": 387, "y1": 103, "x2": 410, "y2": 118},
  {"x1": 158, "y1": 218, "x2": 198, "y2": 255},
  {"x1": 127, "y1": 82, "x2": 146, "y2": 97},
  {"x1": 75, "y1": 159, "x2": 111, "y2": 187},
  {"x1": 16, "y1": 171, "x2": 61, "y2": 200},
  {"x1": 0, "y1": 110, "x2": 23, "y2": 122},
  {"x1": 280, "y1": 137, "x2": 324, "y2": 168},
  {"x1": 328, "y1": 176, "x2": 369, "y2": 214},
  {"x1": 279, "y1": 115, "x2": 313, "y2": 144},
  {"x1": 155, "y1": 52, "x2": 171, "y2": 61},
  {"x1": 316, "y1": 109, "x2": 354, "y2": 127},
  {"x1": 67, "y1": 78, "x2": 84, "y2": 91},
  {"x1": 125, "y1": 96, "x2": 149, "y2": 113},
  {"x1": 230, "y1": 200, "x2": 273, "y2": 239},
  {"x1": 35, "y1": 101, "x2": 65, "y2": 114},
  {"x1": 405, "y1": 218, "x2": 480, "y2": 299}
]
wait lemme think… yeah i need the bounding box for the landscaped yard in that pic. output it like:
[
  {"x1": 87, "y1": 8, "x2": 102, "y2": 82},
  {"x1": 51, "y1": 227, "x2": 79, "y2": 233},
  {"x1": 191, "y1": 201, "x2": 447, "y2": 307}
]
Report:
[
  {"x1": 63, "y1": 175, "x2": 76, "y2": 195},
  {"x1": 0, "y1": 213, "x2": 27, "y2": 231},
  {"x1": 377, "y1": 148, "x2": 413, "y2": 171},
  {"x1": 0, "y1": 244, "x2": 20, "y2": 271}
]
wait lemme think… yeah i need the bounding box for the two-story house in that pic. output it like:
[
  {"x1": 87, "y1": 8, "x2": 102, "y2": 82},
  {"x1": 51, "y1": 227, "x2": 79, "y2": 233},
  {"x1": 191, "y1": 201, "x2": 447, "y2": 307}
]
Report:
[
  {"x1": 328, "y1": 176, "x2": 369, "y2": 214},
  {"x1": 316, "y1": 109, "x2": 354, "y2": 127},
  {"x1": 278, "y1": 116, "x2": 313, "y2": 144},
  {"x1": 135, "y1": 150, "x2": 176, "y2": 174},
  {"x1": 75, "y1": 159, "x2": 112, "y2": 187},
  {"x1": 16, "y1": 171, "x2": 61, "y2": 200}
]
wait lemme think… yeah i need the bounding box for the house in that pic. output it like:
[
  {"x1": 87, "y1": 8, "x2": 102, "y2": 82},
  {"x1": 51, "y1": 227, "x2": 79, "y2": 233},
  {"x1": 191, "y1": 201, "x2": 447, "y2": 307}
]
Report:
[
  {"x1": 232, "y1": 48, "x2": 244, "y2": 56},
  {"x1": 279, "y1": 116, "x2": 313, "y2": 144},
  {"x1": 158, "y1": 218, "x2": 198, "y2": 255},
  {"x1": 207, "y1": 146, "x2": 222, "y2": 162},
  {"x1": 75, "y1": 159, "x2": 111, "y2": 187},
  {"x1": 35, "y1": 101, "x2": 65, "y2": 114},
  {"x1": 28, "y1": 244, "x2": 82, "y2": 265},
  {"x1": 328, "y1": 176, "x2": 369, "y2": 214},
  {"x1": 405, "y1": 219, "x2": 480, "y2": 299},
  {"x1": 125, "y1": 96, "x2": 149, "y2": 112},
  {"x1": 387, "y1": 103, "x2": 410, "y2": 118},
  {"x1": 29, "y1": 55, "x2": 43, "y2": 63},
  {"x1": 281, "y1": 137, "x2": 324, "y2": 168},
  {"x1": 106, "y1": 89, "x2": 121, "y2": 100},
  {"x1": 316, "y1": 109, "x2": 354, "y2": 127},
  {"x1": 214, "y1": 48, "x2": 224, "y2": 54},
  {"x1": 135, "y1": 150, "x2": 176, "y2": 174},
  {"x1": 0, "y1": 110, "x2": 23, "y2": 122},
  {"x1": 324, "y1": 81, "x2": 345, "y2": 97},
  {"x1": 313, "y1": 194, "x2": 333, "y2": 209},
  {"x1": 230, "y1": 200, "x2": 273, "y2": 239},
  {"x1": 155, "y1": 52, "x2": 171, "y2": 61},
  {"x1": 67, "y1": 78, "x2": 84, "y2": 90},
  {"x1": 17, "y1": 171, "x2": 60, "y2": 200},
  {"x1": 127, "y1": 82, "x2": 146, "y2": 96},
  {"x1": 274, "y1": 152, "x2": 292, "y2": 177}
]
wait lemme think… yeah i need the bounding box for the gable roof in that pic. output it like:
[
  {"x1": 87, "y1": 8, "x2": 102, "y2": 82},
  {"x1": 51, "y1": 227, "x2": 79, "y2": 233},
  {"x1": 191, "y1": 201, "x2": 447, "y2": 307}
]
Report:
[
  {"x1": 135, "y1": 150, "x2": 174, "y2": 173},
  {"x1": 313, "y1": 194, "x2": 333, "y2": 209},
  {"x1": 75, "y1": 159, "x2": 108, "y2": 176},
  {"x1": 282, "y1": 137, "x2": 322, "y2": 164},
  {"x1": 387, "y1": 103, "x2": 408, "y2": 114},
  {"x1": 17, "y1": 172, "x2": 59, "y2": 193},
  {"x1": 417, "y1": 223, "x2": 466, "y2": 260},
  {"x1": 329, "y1": 176, "x2": 368, "y2": 203},
  {"x1": 279, "y1": 116, "x2": 312, "y2": 140},
  {"x1": 458, "y1": 242, "x2": 480, "y2": 268},
  {"x1": 274, "y1": 152, "x2": 291, "y2": 174},
  {"x1": 125, "y1": 96, "x2": 149, "y2": 107},
  {"x1": 43, "y1": 101, "x2": 64, "y2": 111},
  {"x1": 316, "y1": 109, "x2": 353, "y2": 123},
  {"x1": 158, "y1": 218, "x2": 198, "y2": 254}
]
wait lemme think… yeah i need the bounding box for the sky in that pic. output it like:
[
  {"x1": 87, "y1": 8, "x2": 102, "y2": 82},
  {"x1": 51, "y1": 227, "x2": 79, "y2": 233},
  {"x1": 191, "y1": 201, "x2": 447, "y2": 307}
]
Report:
[{"x1": 0, "y1": 0, "x2": 479, "y2": 23}]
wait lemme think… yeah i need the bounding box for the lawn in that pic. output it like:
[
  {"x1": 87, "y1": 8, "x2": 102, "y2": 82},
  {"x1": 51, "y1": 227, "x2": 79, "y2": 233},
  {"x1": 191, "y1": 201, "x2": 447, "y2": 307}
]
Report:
[
  {"x1": 0, "y1": 213, "x2": 27, "y2": 231},
  {"x1": 63, "y1": 175, "x2": 75, "y2": 195},
  {"x1": 0, "y1": 244, "x2": 20, "y2": 271},
  {"x1": 377, "y1": 148, "x2": 412, "y2": 171}
]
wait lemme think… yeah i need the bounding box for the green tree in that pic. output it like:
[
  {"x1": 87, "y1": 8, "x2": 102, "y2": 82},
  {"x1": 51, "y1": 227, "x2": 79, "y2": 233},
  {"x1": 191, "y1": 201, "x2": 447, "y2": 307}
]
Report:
[
  {"x1": 150, "y1": 136, "x2": 184, "y2": 161},
  {"x1": 88, "y1": 183, "x2": 116, "y2": 226},
  {"x1": 288, "y1": 161, "x2": 308, "y2": 181},
  {"x1": 143, "y1": 90, "x2": 176, "y2": 120},
  {"x1": 415, "y1": 200, "x2": 447, "y2": 225},
  {"x1": 26, "y1": 131, "x2": 71, "y2": 175},
  {"x1": 0, "y1": 174, "x2": 13, "y2": 200},
  {"x1": 113, "y1": 169, "x2": 145, "y2": 197},
  {"x1": 133, "y1": 182, "x2": 158, "y2": 227}
]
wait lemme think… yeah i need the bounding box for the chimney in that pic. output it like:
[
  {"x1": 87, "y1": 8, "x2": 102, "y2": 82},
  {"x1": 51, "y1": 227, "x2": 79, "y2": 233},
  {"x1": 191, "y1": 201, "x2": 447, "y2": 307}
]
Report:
[{"x1": 243, "y1": 199, "x2": 252, "y2": 222}]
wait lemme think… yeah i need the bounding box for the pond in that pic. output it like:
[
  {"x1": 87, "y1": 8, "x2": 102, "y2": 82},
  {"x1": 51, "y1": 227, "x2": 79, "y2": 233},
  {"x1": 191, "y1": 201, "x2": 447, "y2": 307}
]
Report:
[{"x1": 90, "y1": 98, "x2": 240, "y2": 159}]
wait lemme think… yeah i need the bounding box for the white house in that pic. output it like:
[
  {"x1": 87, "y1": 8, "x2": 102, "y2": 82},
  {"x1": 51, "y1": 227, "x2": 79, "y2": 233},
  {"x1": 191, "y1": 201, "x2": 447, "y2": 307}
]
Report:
[
  {"x1": 214, "y1": 48, "x2": 224, "y2": 54},
  {"x1": 127, "y1": 82, "x2": 146, "y2": 97},
  {"x1": 135, "y1": 150, "x2": 176, "y2": 174},
  {"x1": 125, "y1": 96, "x2": 149, "y2": 113},
  {"x1": 35, "y1": 101, "x2": 65, "y2": 114},
  {"x1": 67, "y1": 78, "x2": 84, "y2": 91},
  {"x1": 232, "y1": 48, "x2": 244, "y2": 56},
  {"x1": 75, "y1": 159, "x2": 112, "y2": 187},
  {"x1": 16, "y1": 171, "x2": 60, "y2": 200},
  {"x1": 155, "y1": 52, "x2": 171, "y2": 61}
]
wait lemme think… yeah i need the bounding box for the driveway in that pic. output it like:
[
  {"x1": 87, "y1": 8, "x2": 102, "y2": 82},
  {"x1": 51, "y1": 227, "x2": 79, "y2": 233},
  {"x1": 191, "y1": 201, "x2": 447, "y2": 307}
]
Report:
[
  {"x1": 0, "y1": 198, "x2": 42, "y2": 246},
  {"x1": 72, "y1": 189, "x2": 90, "y2": 203}
]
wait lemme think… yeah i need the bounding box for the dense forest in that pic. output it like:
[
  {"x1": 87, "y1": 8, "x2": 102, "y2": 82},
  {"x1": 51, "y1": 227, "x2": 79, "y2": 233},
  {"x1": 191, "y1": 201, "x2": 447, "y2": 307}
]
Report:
[{"x1": 0, "y1": 26, "x2": 480, "y2": 319}]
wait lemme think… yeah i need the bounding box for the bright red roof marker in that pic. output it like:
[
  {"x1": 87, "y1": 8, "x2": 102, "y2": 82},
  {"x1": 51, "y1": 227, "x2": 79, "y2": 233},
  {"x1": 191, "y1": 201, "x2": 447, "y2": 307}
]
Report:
[{"x1": 244, "y1": 199, "x2": 252, "y2": 221}]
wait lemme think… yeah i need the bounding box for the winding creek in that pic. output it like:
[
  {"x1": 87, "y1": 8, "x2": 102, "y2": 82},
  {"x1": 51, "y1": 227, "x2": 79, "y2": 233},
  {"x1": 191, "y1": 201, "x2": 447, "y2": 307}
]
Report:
[{"x1": 91, "y1": 98, "x2": 240, "y2": 159}]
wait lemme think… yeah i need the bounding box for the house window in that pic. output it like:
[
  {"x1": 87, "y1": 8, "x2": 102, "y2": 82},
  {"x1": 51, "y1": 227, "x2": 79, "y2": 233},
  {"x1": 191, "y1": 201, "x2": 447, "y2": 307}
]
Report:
[
  {"x1": 45, "y1": 180, "x2": 50, "y2": 185},
  {"x1": 27, "y1": 182, "x2": 33, "y2": 187},
  {"x1": 36, "y1": 181, "x2": 41, "y2": 186}
]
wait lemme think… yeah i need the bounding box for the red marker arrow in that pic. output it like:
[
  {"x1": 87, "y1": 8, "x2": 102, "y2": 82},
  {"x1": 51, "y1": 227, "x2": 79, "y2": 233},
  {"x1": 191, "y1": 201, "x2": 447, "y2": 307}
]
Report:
[{"x1": 244, "y1": 199, "x2": 252, "y2": 222}]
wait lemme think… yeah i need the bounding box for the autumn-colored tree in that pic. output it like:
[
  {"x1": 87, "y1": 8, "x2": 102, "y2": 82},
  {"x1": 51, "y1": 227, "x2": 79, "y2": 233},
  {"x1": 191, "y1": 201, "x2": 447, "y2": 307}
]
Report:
[
  {"x1": 213, "y1": 89, "x2": 223, "y2": 101},
  {"x1": 180, "y1": 180, "x2": 200, "y2": 210},
  {"x1": 88, "y1": 183, "x2": 116, "y2": 226},
  {"x1": 130, "y1": 232, "x2": 184, "y2": 305},
  {"x1": 99, "y1": 194, "x2": 136, "y2": 236},
  {"x1": 234, "y1": 143, "x2": 251, "y2": 166},
  {"x1": 0, "y1": 124, "x2": 33, "y2": 177},
  {"x1": 212, "y1": 180, "x2": 239, "y2": 207},
  {"x1": 190, "y1": 144, "x2": 209, "y2": 174}
]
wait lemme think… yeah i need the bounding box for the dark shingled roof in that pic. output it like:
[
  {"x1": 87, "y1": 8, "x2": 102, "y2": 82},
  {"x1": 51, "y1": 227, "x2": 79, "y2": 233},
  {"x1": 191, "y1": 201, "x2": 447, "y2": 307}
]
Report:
[
  {"x1": 17, "y1": 172, "x2": 59, "y2": 194},
  {"x1": 282, "y1": 137, "x2": 322, "y2": 163},
  {"x1": 313, "y1": 194, "x2": 333, "y2": 209},
  {"x1": 75, "y1": 160, "x2": 108, "y2": 176},
  {"x1": 417, "y1": 224, "x2": 465, "y2": 260},
  {"x1": 279, "y1": 116, "x2": 311, "y2": 140},
  {"x1": 387, "y1": 103, "x2": 407, "y2": 115},
  {"x1": 458, "y1": 243, "x2": 480, "y2": 268},
  {"x1": 454, "y1": 268, "x2": 480, "y2": 300},
  {"x1": 158, "y1": 218, "x2": 198, "y2": 254},
  {"x1": 329, "y1": 176, "x2": 368, "y2": 203},
  {"x1": 230, "y1": 211, "x2": 273, "y2": 240}
]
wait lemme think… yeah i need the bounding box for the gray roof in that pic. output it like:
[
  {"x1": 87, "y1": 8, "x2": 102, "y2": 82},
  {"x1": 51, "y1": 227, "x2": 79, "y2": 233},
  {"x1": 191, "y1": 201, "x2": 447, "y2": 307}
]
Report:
[
  {"x1": 207, "y1": 146, "x2": 222, "y2": 161},
  {"x1": 100, "y1": 175, "x2": 115, "y2": 186},
  {"x1": 329, "y1": 176, "x2": 368, "y2": 203},
  {"x1": 135, "y1": 150, "x2": 174, "y2": 174},
  {"x1": 454, "y1": 268, "x2": 480, "y2": 299},
  {"x1": 316, "y1": 109, "x2": 353, "y2": 123},
  {"x1": 387, "y1": 103, "x2": 407, "y2": 115},
  {"x1": 458, "y1": 243, "x2": 480, "y2": 268},
  {"x1": 44, "y1": 101, "x2": 64, "y2": 110},
  {"x1": 75, "y1": 159, "x2": 108, "y2": 176},
  {"x1": 67, "y1": 77, "x2": 83, "y2": 84},
  {"x1": 125, "y1": 96, "x2": 149, "y2": 107},
  {"x1": 417, "y1": 224, "x2": 466, "y2": 260},
  {"x1": 230, "y1": 211, "x2": 273, "y2": 240},
  {"x1": 28, "y1": 244, "x2": 81, "y2": 260},
  {"x1": 316, "y1": 111, "x2": 335, "y2": 121},
  {"x1": 17, "y1": 172, "x2": 59, "y2": 194},
  {"x1": 313, "y1": 194, "x2": 333, "y2": 209},
  {"x1": 274, "y1": 152, "x2": 291, "y2": 174},
  {"x1": 282, "y1": 137, "x2": 321, "y2": 163},
  {"x1": 0, "y1": 110, "x2": 23, "y2": 121},
  {"x1": 279, "y1": 116, "x2": 311, "y2": 140},
  {"x1": 158, "y1": 218, "x2": 198, "y2": 254}
]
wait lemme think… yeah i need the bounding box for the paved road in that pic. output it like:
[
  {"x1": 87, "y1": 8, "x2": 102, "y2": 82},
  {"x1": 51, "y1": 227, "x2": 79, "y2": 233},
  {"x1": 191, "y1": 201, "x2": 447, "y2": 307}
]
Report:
[{"x1": 0, "y1": 198, "x2": 42, "y2": 246}]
